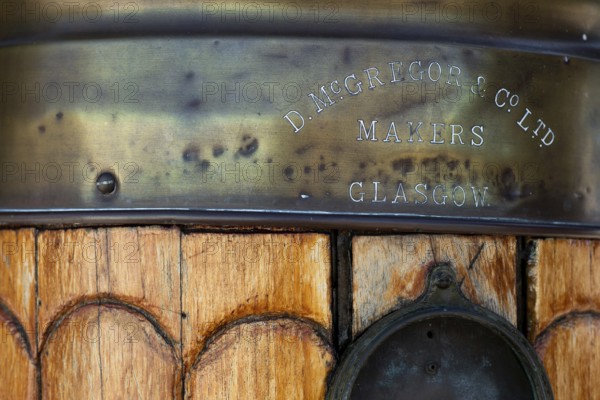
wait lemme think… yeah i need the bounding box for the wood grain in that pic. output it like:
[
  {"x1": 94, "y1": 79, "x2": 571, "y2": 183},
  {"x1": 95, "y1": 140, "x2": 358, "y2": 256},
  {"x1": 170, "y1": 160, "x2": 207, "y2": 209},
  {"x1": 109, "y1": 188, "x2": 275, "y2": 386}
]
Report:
[
  {"x1": 186, "y1": 318, "x2": 334, "y2": 400},
  {"x1": 535, "y1": 315, "x2": 600, "y2": 400},
  {"x1": 352, "y1": 234, "x2": 517, "y2": 336},
  {"x1": 37, "y1": 227, "x2": 181, "y2": 345},
  {"x1": 97, "y1": 227, "x2": 181, "y2": 343},
  {"x1": 37, "y1": 227, "x2": 182, "y2": 399},
  {"x1": 40, "y1": 304, "x2": 179, "y2": 400},
  {"x1": 0, "y1": 229, "x2": 36, "y2": 345},
  {"x1": 0, "y1": 312, "x2": 36, "y2": 399},
  {"x1": 181, "y1": 233, "x2": 331, "y2": 367},
  {"x1": 37, "y1": 228, "x2": 107, "y2": 345},
  {"x1": 0, "y1": 228, "x2": 539, "y2": 399},
  {"x1": 527, "y1": 238, "x2": 600, "y2": 400},
  {"x1": 0, "y1": 229, "x2": 37, "y2": 399},
  {"x1": 527, "y1": 238, "x2": 600, "y2": 338}
]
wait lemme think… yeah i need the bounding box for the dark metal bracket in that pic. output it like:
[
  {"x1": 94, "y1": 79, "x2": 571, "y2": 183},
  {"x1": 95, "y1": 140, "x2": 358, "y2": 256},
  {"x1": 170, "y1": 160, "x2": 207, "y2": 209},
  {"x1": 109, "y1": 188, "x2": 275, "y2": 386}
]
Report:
[{"x1": 327, "y1": 263, "x2": 554, "y2": 399}]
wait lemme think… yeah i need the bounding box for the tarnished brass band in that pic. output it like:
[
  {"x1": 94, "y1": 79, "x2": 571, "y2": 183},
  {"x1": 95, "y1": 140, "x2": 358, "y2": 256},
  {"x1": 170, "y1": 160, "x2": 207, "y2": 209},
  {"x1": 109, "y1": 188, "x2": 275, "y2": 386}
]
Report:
[
  {"x1": 0, "y1": 2, "x2": 598, "y2": 234},
  {"x1": 0, "y1": 0, "x2": 598, "y2": 60}
]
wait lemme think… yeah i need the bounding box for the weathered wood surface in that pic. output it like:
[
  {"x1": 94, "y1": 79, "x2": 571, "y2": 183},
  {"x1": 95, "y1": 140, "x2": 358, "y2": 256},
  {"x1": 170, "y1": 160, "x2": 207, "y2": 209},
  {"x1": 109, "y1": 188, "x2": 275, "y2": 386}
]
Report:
[
  {"x1": 0, "y1": 310, "x2": 36, "y2": 399},
  {"x1": 40, "y1": 304, "x2": 180, "y2": 399},
  {"x1": 527, "y1": 238, "x2": 600, "y2": 400},
  {"x1": 352, "y1": 234, "x2": 517, "y2": 337},
  {"x1": 181, "y1": 232, "x2": 332, "y2": 368},
  {"x1": 186, "y1": 318, "x2": 334, "y2": 400},
  {"x1": 38, "y1": 227, "x2": 182, "y2": 399},
  {"x1": 37, "y1": 227, "x2": 182, "y2": 347},
  {"x1": 6, "y1": 228, "x2": 599, "y2": 399},
  {"x1": 0, "y1": 229, "x2": 36, "y2": 399},
  {"x1": 0, "y1": 228, "x2": 334, "y2": 399}
]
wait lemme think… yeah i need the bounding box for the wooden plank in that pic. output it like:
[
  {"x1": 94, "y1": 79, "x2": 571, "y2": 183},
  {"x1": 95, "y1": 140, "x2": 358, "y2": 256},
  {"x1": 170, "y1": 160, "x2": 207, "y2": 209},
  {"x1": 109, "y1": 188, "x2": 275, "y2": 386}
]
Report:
[
  {"x1": 37, "y1": 227, "x2": 181, "y2": 345},
  {"x1": 40, "y1": 304, "x2": 179, "y2": 399},
  {"x1": 0, "y1": 312, "x2": 36, "y2": 399},
  {"x1": 0, "y1": 229, "x2": 37, "y2": 399},
  {"x1": 37, "y1": 227, "x2": 182, "y2": 398},
  {"x1": 535, "y1": 316, "x2": 600, "y2": 400},
  {"x1": 185, "y1": 318, "x2": 334, "y2": 400},
  {"x1": 527, "y1": 238, "x2": 600, "y2": 400},
  {"x1": 527, "y1": 238, "x2": 600, "y2": 338},
  {"x1": 97, "y1": 227, "x2": 181, "y2": 343},
  {"x1": 37, "y1": 228, "x2": 106, "y2": 345},
  {"x1": 0, "y1": 229, "x2": 36, "y2": 346},
  {"x1": 181, "y1": 233, "x2": 332, "y2": 368},
  {"x1": 352, "y1": 234, "x2": 517, "y2": 337}
]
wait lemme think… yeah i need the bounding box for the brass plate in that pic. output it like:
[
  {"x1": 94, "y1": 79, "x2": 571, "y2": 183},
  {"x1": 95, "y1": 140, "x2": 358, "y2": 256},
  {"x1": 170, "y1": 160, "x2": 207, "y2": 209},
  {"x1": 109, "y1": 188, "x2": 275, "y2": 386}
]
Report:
[{"x1": 0, "y1": 1, "x2": 599, "y2": 233}]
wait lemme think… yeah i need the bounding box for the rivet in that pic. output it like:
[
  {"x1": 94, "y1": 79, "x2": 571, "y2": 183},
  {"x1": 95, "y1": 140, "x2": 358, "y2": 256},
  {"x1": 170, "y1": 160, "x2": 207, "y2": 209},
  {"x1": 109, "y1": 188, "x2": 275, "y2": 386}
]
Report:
[
  {"x1": 96, "y1": 172, "x2": 117, "y2": 195},
  {"x1": 435, "y1": 272, "x2": 452, "y2": 289}
]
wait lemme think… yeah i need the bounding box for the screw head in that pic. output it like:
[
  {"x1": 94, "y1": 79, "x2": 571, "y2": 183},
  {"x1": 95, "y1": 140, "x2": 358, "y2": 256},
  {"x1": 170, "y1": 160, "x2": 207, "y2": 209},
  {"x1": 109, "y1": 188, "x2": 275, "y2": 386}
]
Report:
[
  {"x1": 435, "y1": 272, "x2": 452, "y2": 289},
  {"x1": 96, "y1": 172, "x2": 117, "y2": 195}
]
